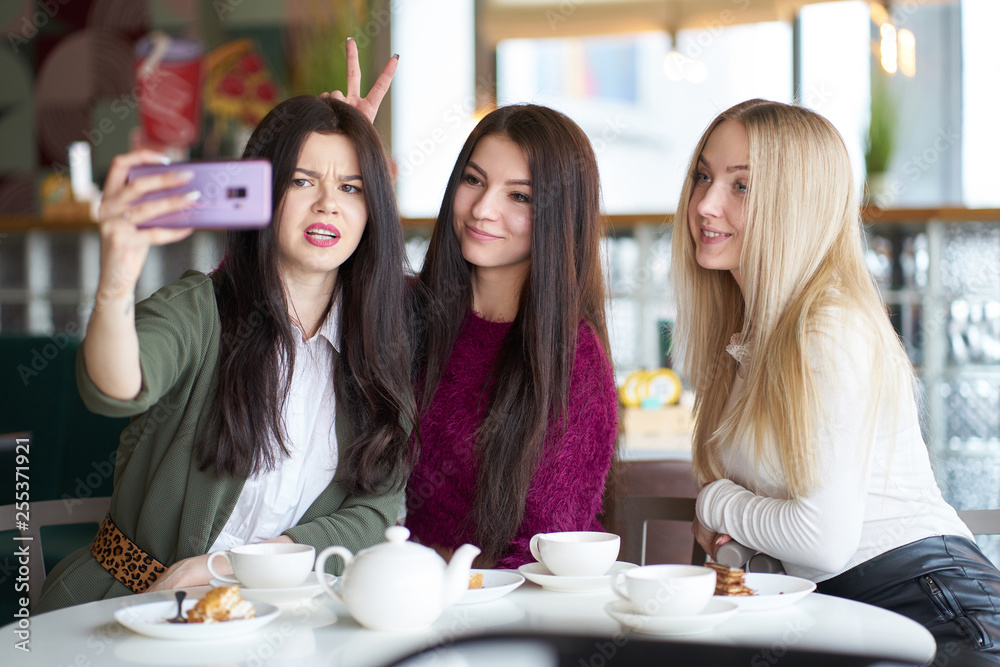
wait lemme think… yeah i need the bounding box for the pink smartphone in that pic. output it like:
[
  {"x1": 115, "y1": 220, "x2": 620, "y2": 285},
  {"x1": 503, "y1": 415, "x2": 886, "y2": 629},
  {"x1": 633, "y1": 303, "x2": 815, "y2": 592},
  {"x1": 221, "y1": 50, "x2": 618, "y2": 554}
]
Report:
[{"x1": 128, "y1": 160, "x2": 272, "y2": 228}]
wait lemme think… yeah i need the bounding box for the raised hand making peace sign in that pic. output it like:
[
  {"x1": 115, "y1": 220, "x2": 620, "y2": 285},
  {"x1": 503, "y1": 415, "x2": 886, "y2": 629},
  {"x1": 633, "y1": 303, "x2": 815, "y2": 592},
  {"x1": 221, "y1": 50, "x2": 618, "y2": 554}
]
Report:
[{"x1": 321, "y1": 37, "x2": 398, "y2": 124}]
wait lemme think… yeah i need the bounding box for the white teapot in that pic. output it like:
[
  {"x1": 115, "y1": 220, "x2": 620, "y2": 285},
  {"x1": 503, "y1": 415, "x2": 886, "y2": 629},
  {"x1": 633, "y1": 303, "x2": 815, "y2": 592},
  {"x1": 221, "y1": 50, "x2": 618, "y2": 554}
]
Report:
[{"x1": 315, "y1": 526, "x2": 481, "y2": 631}]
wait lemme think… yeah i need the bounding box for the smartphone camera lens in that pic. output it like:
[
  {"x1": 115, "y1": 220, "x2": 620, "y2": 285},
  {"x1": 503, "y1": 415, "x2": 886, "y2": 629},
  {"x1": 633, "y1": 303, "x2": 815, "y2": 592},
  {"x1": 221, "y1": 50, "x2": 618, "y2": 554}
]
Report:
[{"x1": 227, "y1": 187, "x2": 247, "y2": 198}]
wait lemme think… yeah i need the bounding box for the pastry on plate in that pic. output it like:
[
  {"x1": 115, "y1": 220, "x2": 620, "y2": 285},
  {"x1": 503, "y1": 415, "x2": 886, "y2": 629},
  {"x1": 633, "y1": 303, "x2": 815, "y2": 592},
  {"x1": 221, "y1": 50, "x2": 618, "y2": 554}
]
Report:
[
  {"x1": 707, "y1": 562, "x2": 756, "y2": 596},
  {"x1": 186, "y1": 586, "x2": 256, "y2": 623}
]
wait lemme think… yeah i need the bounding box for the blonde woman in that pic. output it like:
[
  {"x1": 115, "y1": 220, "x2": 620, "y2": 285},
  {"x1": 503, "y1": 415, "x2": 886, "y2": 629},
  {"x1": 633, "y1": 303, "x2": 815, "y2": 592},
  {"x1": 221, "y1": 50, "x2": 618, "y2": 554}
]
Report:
[{"x1": 677, "y1": 99, "x2": 1000, "y2": 658}]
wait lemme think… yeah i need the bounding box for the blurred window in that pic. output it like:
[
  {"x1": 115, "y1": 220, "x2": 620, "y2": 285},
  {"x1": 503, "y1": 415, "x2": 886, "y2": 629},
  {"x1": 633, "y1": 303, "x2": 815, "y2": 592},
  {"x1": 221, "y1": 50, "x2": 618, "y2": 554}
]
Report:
[{"x1": 495, "y1": 24, "x2": 793, "y2": 214}]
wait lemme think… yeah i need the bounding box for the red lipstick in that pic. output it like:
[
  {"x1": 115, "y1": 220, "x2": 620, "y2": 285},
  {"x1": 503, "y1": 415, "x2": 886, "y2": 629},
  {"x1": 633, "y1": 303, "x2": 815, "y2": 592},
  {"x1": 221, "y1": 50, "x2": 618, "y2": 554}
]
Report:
[{"x1": 305, "y1": 223, "x2": 340, "y2": 247}]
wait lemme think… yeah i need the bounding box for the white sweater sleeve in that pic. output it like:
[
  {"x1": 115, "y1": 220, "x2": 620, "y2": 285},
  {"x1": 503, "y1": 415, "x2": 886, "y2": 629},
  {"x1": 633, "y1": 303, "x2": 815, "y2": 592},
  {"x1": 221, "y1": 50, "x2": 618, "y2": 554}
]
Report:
[{"x1": 695, "y1": 328, "x2": 876, "y2": 576}]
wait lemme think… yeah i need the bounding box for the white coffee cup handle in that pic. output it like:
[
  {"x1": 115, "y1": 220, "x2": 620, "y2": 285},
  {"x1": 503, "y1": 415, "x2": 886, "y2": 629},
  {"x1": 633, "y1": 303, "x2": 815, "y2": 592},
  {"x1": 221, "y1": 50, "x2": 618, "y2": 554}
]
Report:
[
  {"x1": 206, "y1": 551, "x2": 239, "y2": 584},
  {"x1": 611, "y1": 571, "x2": 631, "y2": 601},
  {"x1": 529, "y1": 534, "x2": 544, "y2": 563},
  {"x1": 315, "y1": 546, "x2": 354, "y2": 603}
]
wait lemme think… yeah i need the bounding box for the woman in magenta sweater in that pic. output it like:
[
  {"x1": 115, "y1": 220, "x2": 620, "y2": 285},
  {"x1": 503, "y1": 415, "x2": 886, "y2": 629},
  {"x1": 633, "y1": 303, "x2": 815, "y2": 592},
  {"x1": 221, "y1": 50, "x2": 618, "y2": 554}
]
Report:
[
  {"x1": 405, "y1": 105, "x2": 619, "y2": 568},
  {"x1": 326, "y1": 43, "x2": 617, "y2": 568}
]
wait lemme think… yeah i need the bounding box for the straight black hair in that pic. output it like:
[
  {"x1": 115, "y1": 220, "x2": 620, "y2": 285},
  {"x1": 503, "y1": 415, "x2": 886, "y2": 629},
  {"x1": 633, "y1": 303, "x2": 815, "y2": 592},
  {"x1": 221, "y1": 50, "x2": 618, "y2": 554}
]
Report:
[
  {"x1": 414, "y1": 104, "x2": 613, "y2": 564},
  {"x1": 200, "y1": 95, "x2": 415, "y2": 495}
]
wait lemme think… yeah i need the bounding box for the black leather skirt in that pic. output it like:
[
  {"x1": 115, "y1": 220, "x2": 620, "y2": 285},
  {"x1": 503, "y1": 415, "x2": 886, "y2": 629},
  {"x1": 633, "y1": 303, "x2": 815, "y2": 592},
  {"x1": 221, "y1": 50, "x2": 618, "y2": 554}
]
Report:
[{"x1": 817, "y1": 535, "x2": 1000, "y2": 664}]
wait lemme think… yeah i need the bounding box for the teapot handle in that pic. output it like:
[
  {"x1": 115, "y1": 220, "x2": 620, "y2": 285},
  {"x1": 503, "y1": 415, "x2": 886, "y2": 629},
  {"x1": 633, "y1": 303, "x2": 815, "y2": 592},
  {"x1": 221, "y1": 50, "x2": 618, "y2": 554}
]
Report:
[{"x1": 315, "y1": 546, "x2": 353, "y2": 603}]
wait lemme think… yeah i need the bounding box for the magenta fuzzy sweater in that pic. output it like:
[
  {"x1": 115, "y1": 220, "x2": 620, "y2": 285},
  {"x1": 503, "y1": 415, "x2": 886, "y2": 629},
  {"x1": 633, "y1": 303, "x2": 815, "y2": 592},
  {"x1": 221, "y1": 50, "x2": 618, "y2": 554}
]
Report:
[{"x1": 405, "y1": 311, "x2": 618, "y2": 569}]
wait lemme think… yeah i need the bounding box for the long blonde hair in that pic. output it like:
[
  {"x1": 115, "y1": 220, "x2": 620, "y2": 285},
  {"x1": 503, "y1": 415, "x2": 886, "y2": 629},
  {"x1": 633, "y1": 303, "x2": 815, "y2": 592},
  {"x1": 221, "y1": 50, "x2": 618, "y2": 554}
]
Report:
[{"x1": 672, "y1": 99, "x2": 912, "y2": 498}]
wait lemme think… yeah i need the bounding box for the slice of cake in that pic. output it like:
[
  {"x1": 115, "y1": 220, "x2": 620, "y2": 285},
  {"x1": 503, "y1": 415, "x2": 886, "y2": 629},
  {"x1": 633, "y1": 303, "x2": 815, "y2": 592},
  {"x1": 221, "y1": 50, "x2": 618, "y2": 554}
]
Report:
[
  {"x1": 185, "y1": 586, "x2": 256, "y2": 623},
  {"x1": 707, "y1": 562, "x2": 756, "y2": 596}
]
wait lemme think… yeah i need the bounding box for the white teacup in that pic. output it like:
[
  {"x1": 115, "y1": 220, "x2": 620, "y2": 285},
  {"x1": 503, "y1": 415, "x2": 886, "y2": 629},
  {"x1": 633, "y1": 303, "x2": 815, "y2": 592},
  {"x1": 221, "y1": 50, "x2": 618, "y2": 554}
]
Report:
[
  {"x1": 207, "y1": 543, "x2": 316, "y2": 589},
  {"x1": 612, "y1": 564, "x2": 716, "y2": 616},
  {"x1": 529, "y1": 531, "x2": 620, "y2": 577}
]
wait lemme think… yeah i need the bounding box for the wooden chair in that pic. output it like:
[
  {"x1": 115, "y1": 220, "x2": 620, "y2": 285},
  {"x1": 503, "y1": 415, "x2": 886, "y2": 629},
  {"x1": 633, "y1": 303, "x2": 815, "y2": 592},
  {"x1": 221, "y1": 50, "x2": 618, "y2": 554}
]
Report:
[
  {"x1": 603, "y1": 459, "x2": 704, "y2": 566},
  {"x1": 958, "y1": 510, "x2": 1000, "y2": 536},
  {"x1": 1, "y1": 497, "x2": 110, "y2": 608},
  {"x1": 620, "y1": 496, "x2": 707, "y2": 566}
]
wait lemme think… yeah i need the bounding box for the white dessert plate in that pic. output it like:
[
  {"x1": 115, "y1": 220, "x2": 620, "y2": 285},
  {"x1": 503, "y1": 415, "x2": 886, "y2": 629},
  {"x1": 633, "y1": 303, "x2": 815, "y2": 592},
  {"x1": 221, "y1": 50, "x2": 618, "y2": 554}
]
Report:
[
  {"x1": 457, "y1": 569, "x2": 526, "y2": 605},
  {"x1": 518, "y1": 561, "x2": 637, "y2": 593},
  {"x1": 715, "y1": 573, "x2": 816, "y2": 611},
  {"x1": 114, "y1": 599, "x2": 280, "y2": 641},
  {"x1": 209, "y1": 572, "x2": 333, "y2": 605},
  {"x1": 605, "y1": 598, "x2": 738, "y2": 636}
]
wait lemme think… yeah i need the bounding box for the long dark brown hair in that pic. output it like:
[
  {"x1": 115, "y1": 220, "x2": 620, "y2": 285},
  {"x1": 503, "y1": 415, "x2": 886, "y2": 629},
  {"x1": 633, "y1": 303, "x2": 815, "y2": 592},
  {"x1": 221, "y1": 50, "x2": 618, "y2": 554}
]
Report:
[
  {"x1": 415, "y1": 104, "x2": 612, "y2": 565},
  {"x1": 199, "y1": 95, "x2": 415, "y2": 495}
]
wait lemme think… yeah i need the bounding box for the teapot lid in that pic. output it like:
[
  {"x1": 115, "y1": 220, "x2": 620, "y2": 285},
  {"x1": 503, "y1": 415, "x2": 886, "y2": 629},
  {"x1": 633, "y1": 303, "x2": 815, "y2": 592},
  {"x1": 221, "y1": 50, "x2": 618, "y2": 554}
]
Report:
[{"x1": 367, "y1": 526, "x2": 440, "y2": 563}]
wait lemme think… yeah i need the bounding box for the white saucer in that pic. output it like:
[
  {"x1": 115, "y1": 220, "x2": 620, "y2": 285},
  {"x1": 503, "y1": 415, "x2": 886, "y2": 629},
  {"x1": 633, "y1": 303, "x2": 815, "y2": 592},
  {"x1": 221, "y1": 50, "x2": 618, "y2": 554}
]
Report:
[
  {"x1": 518, "y1": 561, "x2": 637, "y2": 593},
  {"x1": 209, "y1": 572, "x2": 333, "y2": 605},
  {"x1": 457, "y1": 569, "x2": 526, "y2": 605},
  {"x1": 715, "y1": 573, "x2": 816, "y2": 611},
  {"x1": 114, "y1": 599, "x2": 281, "y2": 641},
  {"x1": 605, "y1": 598, "x2": 738, "y2": 636}
]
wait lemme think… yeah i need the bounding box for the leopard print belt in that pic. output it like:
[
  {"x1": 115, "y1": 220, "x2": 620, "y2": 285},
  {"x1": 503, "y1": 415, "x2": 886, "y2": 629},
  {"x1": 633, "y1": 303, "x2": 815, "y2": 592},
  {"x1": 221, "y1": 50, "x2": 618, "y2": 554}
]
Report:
[{"x1": 90, "y1": 513, "x2": 167, "y2": 593}]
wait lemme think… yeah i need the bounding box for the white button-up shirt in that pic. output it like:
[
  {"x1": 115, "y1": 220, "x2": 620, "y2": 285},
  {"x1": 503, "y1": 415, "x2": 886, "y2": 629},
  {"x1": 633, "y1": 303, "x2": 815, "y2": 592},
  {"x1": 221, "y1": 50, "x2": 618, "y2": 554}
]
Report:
[{"x1": 210, "y1": 311, "x2": 340, "y2": 552}]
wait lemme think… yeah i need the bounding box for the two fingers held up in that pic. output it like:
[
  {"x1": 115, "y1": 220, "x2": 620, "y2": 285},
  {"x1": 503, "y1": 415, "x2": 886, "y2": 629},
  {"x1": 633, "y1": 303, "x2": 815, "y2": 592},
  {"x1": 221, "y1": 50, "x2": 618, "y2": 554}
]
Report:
[{"x1": 319, "y1": 37, "x2": 398, "y2": 124}]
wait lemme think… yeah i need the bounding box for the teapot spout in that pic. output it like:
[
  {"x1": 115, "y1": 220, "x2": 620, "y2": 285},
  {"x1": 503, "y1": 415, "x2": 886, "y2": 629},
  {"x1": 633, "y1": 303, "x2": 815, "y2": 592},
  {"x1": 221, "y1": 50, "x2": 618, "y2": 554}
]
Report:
[{"x1": 442, "y1": 543, "x2": 482, "y2": 606}]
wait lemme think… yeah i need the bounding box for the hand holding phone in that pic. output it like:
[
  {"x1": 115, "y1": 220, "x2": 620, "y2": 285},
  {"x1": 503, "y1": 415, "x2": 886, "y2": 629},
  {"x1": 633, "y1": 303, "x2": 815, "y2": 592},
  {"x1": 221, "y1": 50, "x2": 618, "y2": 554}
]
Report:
[{"x1": 127, "y1": 160, "x2": 272, "y2": 229}]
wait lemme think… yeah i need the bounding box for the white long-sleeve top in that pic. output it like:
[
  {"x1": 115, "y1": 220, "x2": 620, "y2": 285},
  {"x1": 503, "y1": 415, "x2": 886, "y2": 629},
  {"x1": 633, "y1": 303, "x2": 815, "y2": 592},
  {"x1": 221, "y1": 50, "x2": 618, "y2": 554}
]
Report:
[
  {"x1": 695, "y1": 315, "x2": 972, "y2": 583},
  {"x1": 210, "y1": 312, "x2": 340, "y2": 552}
]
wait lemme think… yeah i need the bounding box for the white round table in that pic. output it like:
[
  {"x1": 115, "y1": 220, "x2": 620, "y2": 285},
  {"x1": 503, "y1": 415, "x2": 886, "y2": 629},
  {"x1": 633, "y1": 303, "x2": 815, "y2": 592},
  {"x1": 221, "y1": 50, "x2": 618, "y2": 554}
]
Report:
[{"x1": 1, "y1": 576, "x2": 935, "y2": 666}]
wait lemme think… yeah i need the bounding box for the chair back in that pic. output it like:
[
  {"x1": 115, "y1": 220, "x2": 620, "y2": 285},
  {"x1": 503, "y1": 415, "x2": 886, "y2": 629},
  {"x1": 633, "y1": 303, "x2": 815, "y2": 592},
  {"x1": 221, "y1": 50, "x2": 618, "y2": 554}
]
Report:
[
  {"x1": 957, "y1": 509, "x2": 1000, "y2": 536},
  {"x1": 603, "y1": 459, "x2": 703, "y2": 566},
  {"x1": 620, "y1": 496, "x2": 707, "y2": 566},
  {"x1": 1, "y1": 497, "x2": 110, "y2": 608}
]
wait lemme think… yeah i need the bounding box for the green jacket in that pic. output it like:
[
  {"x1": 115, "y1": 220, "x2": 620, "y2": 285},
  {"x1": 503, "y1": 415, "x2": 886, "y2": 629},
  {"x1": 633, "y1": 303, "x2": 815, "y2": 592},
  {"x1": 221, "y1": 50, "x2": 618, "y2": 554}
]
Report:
[{"x1": 36, "y1": 271, "x2": 402, "y2": 613}]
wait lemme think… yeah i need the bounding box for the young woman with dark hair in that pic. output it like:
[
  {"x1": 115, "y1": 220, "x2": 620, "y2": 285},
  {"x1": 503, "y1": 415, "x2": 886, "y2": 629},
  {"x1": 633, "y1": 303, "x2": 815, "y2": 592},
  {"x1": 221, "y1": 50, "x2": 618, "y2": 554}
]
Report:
[
  {"x1": 404, "y1": 105, "x2": 619, "y2": 568},
  {"x1": 36, "y1": 94, "x2": 415, "y2": 612}
]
